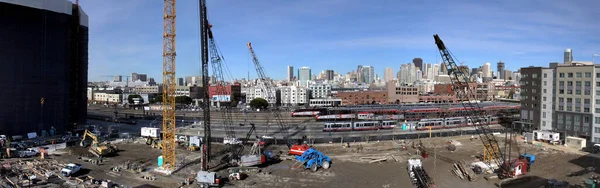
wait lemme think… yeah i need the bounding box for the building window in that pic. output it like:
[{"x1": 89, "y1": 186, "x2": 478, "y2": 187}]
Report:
[
  {"x1": 586, "y1": 90, "x2": 591, "y2": 95},
  {"x1": 560, "y1": 89, "x2": 565, "y2": 94},
  {"x1": 595, "y1": 117, "x2": 600, "y2": 124},
  {"x1": 576, "y1": 98, "x2": 581, "y2": 104},
  {"x1": 543, "y1": 97, "x2": 547, "y2": 101},
  {"x1": 560, "y1": 73, "x2": 565, "y2": 78},
  {"x1": 559, "y1": 106, "x2": 564, "y2": 111},
  {"x1": 542, "y1": 121, "x2": 546, "y2": 127},
  {"x1": 576, "y1": 90, "x2": 581, "y2": 95},
  {"x1": 567, "y1": 106, "x2": 572, "y2": 111},
  {"x1": 595, "y1": 127, "x2": 600, "y2": 133},
  {"x1": 559, "y1": 81, "x2": 564, "y2": 86},
  {"x1": 576, "y1": 81, "x2": 582, "y2": 86},
  {"x1": 586, "y1": 81, "x2": 591, "y2": 87},
  {"x1": 596, "y1": 108, "x2": 600, "y2": 113},
  {"x1": 585, "y1": 116, "x2": 590, "y2": 123},
  {"x1": 568, "y1": 73, "x2": 573, "y2": 78},
  {"x1": 568, "y1": 81, "x2": 573, "y2": 86},
  {"x1": 559, "y1": 98, "x2": 564, "y2": 103},
  {"x1": 595, "y1": 137, "x2": 600, "y2": 143},
  {"x1": 576, "y1": 107, "x2": 581, "y2": 112},
  {"x1": 597, "y1": 73, "x2": 600, "y2": 78},
  {"x1": 543, "y1": 112, "x2": 546, "y2": 118},
  {"x1": 543, "y1": 89, "x2": 547, "y2": 94},
  {"x1": 543, "y1": 104, "x2": 546, "y2": 109},
  {"x1": 585, "y1": 99, "x2": 591, "y2": 104},
  {"x1": 567, "y1": 98, "x2": 572, "y2": 103},
  {"x1": 544, "y1": 81, "x2": 547, "y2": 86},
  {"x1": 577, "y1": 72, "x2": 582, "y2": 78},
  {"x1": 585, "y1": 108, "x2": 590, "y2": 113},
  {"x1": 544, "y1": 73, "x2": 548, "y2": 78}
]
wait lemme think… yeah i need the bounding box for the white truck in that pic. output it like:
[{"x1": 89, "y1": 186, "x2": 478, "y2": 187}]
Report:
[
  {"x1": 61, "y1": 163, "x2": 82, "y2": 177},
  {"x1": 17, "y1": 148, "x2": 38, "y2": 158}
]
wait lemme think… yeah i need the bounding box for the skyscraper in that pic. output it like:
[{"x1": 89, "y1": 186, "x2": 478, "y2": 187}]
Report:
[
  {"x1": 440, "y1": 62, "x2": 448, "y2": 75},
  {"x1": 497, "y1": 61, "x2": 505, "y2": 79},
  {"x1": 564, "y1": 48, "x2": 573, "y2": 64},
  {"x1": 298, "y1": 66, "x2": 311, "y2": 86},
  {"x1": 482, "y1": 63, "x2": 491, "y2": 78},
  {"x1": 362, "y1": 66, "x2": 375, "y2": 84},
  {"x1": 413, "y1": 58, "x2": 423, "y2": 72},
  {"x1": 287, "y1": 66, "x2": 294, "y2": 81},
  {"x1": 325, "y1": 70, "x2": 334, "y2": 80},
  {"x1": 357, "y1": 65, "x2": 364, "y2": 83},
  {"x1": 114, "y1": 75, "x2": 122, "y2": 82},
  {"x1": 384, "y1": 67, "x2": 394, "y2": 82}
]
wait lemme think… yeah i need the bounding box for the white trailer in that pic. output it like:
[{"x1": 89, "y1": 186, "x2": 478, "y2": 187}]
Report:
[
  {"x1": 141, "y1": 127, "x2": 160, "y2": 138},
  {"x1": 533, "y1": 130, "x2": 560, "y2": 144}
]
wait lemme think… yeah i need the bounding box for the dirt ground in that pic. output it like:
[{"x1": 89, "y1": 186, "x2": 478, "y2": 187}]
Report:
[{"x1": 41, "y1": 134, "x2": 600, "y2": 188}]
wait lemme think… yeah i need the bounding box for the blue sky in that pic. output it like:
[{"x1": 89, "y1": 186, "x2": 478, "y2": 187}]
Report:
[{"x1": 80, "y1": 0, "x2": 600, "y2": 82}]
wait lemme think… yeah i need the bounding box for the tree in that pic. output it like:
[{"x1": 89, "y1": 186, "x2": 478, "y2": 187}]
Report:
[
  {"x1": 249, "y1": 98, "x2": 269, "y2": 109},
  {"x1": 175, "y1": 96, "x2": 193, "y2": 104},
  {"x1": 230, "y1": 98, "x2": 239, "y2": 107},
  {"x1": 128, "y1": 94, "x2": 144, "y2": 104}
]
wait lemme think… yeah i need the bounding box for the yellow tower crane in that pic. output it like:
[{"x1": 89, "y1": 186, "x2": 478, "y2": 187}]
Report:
[{"x1": 161, "y1": 0, "x2": 177, "y2": 170}]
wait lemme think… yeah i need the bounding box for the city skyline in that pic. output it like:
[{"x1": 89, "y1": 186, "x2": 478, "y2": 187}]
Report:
[{"x1": 81, "y1": 0, "x2": 600, "y2": 81}]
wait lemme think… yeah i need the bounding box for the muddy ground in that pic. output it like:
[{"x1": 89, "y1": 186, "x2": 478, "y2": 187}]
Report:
[{"x1": 42, "y1": 134, "x2": 600, "y2": 188}]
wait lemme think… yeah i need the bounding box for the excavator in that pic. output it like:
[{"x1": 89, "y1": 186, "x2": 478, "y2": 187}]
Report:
[{"x1": 80, "y1": 130, "x2": 118, "y2": 157}]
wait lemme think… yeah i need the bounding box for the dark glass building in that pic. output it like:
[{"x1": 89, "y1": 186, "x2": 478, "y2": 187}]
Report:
[{"x1": 0, "y1": 0, "x2": 89, "y2": 136}]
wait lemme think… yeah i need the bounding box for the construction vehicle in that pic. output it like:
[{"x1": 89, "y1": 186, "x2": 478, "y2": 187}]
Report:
[
  {"x1": 294, "y1": 148, "x2": 331, "y2": 172},
  {"x1": 61, "y1": 163, "x2": 82, "y2": 177},
  {"x1": 247, "y1": 42, "x2": 306, "y2": 154},
  {"x1": 434, "y1": 35, "x2": 511, "y2": 178},
  {"x1": 80, "y1": 129, "x2": 118, "y2": 157},
  {"x1": 407, "y1": 158, "x2": 435, "y2": 188},
  {"x1": 196, "y1": 171, "x2": 221, "y2": 188}
]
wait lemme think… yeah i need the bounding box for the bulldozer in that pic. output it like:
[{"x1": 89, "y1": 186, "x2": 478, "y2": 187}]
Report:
[
  {"x1": 146, "y1": 137, "x2": 163, "y2": 149},
  {"x1": 80, "y1": 130, "x2": 118, "y2": 157}
]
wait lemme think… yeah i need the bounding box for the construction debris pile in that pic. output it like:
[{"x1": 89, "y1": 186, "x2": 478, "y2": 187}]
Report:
[{"x1": 0, "y1": 159, "x2": 125, "y2": 188}]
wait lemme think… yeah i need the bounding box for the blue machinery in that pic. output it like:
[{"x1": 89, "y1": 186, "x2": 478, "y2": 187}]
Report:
[{"x1": 293, "y1": 148, "x2": 331, "y2": 172}]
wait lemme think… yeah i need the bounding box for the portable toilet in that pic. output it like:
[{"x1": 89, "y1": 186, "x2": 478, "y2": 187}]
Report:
[
  {"x1": 402, "y1": 124, "x2": 407, "y2": 130},
  {"x1": 158, "y1": 156, "x2": 164, "y2": 167}
]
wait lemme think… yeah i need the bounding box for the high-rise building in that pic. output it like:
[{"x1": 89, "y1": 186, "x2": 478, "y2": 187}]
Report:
[
  {"x1": 0, "y1": 0, "x2": 89, "y2": 136},
  {"x1": 515, "y1": 66, "x2": 554, "y2": 131},
  {"x1": 362, "y1": 66, "x2": 375, "y2": 84},
  {"x1": 504, "y1": 70, "x2": 513, "y2": 80},
  {"x1": 138, "y1": 74, "x2": 148, "y2": 82},
  {"x1": 287, "y1": 66, "x2": 294, "y2": 81},
  {"x1": 114, "y1": 75, "x2": 122, "y2": 82},
  {"x1": 440, "y1": 62, "x2": 448, "y2": 74},
  {"x1": 413, "y1": 58, "x2": 423, "y2": 72},
  {"x1": 482, "y1": 63, "x2": 491, "y2": 78},
  {"x1": 325, "y1": 70, "x2": 334, "y2": 81},
  {"x1": 357, "y1": 65, "x2": 364, "y2": 83},
  {"x1": 384, "y1": 67, "x2": 394, "y2": 82},
  {"x1": 298, "y1": 66, "x2": 311, "y2": 86},
  {"x1": 498, "y1": 61, "x2": 505, "y2": 79},
  {"x1": 177, "y1": 77, "x2": 184, "y2": 86},
  {"x1": 132, "y1": 73, "x2": 139, "y2": 82},
  {"x1": 564, "y1": 48, "x2": 573, "y2": 64}
]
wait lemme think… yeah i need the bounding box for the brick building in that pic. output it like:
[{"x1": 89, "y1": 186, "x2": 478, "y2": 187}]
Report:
[{"x1": 335, "y1": 90, "x2": 387, "y2": 105}]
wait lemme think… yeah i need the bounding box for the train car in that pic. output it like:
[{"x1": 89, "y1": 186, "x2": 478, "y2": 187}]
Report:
[
  {"x1": 380, "y1": 120, "x2": 397, "y2": 129},
  {"x1": 316, "y1": 114, "x2": 355, "y2": 121},
  {"x1": 353, "y1": 121, "x2": 380, "y2": 131},
  {"x1": 323, "y1": 122, "x2": 353, "y2": 132},
  {"x1": 291, "y1": 108, "x2": 327, "y2": 117},
  {"x1": 357, "y1": 112, "x2": 375, "y2": 120},
  {"x1": 416, "y1": 116, "x2": 499, "y2": 130}
]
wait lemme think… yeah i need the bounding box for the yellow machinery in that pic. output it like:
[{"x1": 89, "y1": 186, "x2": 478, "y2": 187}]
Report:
[
  {"x1": 80, "y1": 130, "x2": 118, "y2": 157},
  {"x1": 146, "y1": 137, "x2": 163, "y2": 150},
  {"x1": 189, "y1": 144, "x2": 200, "y2": 151}
]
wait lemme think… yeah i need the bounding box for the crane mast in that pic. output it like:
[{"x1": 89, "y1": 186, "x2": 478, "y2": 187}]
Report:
[
  {"x1": 161, "y1": 0, "x2": 177, "y2": 170},
  {"x1": 247, "y1": 42, "x2": 293, "y2": 148},
  {"x1": 199, "y1": 0, "x2": 211, "y2": 171},
  {"x1": 433, "y1": 34, "x2": 504, "y2": 168}
]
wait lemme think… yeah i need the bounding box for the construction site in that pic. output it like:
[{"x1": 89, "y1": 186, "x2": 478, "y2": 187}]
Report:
[{"x1": 1, "y1": 0, "x2": 600, "y2": 188}]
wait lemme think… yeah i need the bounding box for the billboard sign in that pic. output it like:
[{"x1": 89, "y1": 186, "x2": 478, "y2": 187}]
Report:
[{"x1": 212, "y1": 95, "x2": 231, "y2": 102}]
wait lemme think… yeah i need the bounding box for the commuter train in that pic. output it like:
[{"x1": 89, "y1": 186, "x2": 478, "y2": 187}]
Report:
[
  {"x1": 291, "y1": 108, "x2": 327, "y2": 117},
  {"x1": 316, "y1": 112, "x2": 402, "y2": 121},
  {"x1": 323, "y1": 120, "x2": 396, "y2": 132},
  {"x1": 415, "y1": 116, "x2": 499, "y2": 130}
]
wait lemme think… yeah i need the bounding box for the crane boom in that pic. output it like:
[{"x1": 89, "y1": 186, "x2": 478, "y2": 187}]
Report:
[
  {"x1": 247, "y1": 42, "x2": 293, "y2": 148},
  {"x1": 433, "y1": 34, "x2": 504, "y2": 168},
  {"x1": 161, "y1": 0, "x2": 177, "y2": 170},
  {"x1": 199, "y1": 0, "x2": 211, "y2": 171}
]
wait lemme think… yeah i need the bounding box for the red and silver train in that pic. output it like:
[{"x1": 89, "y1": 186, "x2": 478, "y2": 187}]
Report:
[
  {"x1": 316, "y1": 112, "x2": 402, "y2": 121},
  {"x1": 323, "y1": 120, "x2": 396, "y2": 132},
  {"x1": 291, "y1": 108, "x2": 327, "y2": 117},
  {"x1": 415, "y1": 116, "x2": 499, "y2": 130}
]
